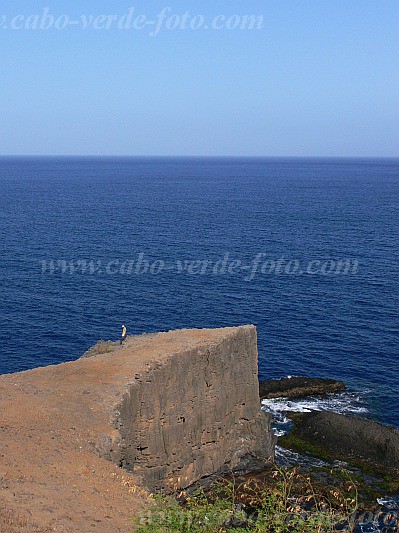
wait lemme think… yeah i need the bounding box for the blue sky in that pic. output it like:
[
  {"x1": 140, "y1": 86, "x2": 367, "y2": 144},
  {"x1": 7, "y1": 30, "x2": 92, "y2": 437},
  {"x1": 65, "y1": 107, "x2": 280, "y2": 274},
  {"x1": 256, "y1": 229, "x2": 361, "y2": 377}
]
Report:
[{"x1": 1, "y1": 0, "x2": 398, "y2": 156}]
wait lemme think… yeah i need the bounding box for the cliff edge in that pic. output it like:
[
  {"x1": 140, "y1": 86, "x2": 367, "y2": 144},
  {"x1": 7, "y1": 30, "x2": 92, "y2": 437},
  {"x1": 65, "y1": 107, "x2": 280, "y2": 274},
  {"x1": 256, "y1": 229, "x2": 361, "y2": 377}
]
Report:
[{"x1": 0, "y1": 326, "x2": 274, "y2": 532}]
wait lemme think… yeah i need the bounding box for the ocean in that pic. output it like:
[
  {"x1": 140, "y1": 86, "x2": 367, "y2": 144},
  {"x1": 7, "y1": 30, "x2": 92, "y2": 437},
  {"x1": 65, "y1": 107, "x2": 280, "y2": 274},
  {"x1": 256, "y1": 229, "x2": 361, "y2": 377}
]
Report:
[{"x1": 0, "y1": 157, "x2": 398, "y2": 427}]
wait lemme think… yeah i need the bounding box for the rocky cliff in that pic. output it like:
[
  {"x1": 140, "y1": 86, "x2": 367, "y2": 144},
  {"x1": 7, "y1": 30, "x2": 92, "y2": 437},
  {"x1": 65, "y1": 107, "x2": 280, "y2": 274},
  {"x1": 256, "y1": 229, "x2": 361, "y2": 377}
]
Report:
[{"x1": 0, "y1": 326, "x2": 274, "y2": 532}]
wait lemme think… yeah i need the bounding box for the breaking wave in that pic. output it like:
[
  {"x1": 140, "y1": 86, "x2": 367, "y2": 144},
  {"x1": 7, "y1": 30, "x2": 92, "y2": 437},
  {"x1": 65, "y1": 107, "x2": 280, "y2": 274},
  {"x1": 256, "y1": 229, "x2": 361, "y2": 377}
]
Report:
[{"x1": 261, "y1": 388, "x2": 369, "y2": 438}]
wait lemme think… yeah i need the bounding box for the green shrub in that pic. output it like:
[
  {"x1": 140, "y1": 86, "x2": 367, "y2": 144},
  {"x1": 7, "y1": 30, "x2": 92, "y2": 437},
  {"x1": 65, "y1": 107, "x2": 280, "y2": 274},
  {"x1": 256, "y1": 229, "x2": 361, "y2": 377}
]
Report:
[{"x1": 136, "y1": 466, "x2": 358, "y2": 532}]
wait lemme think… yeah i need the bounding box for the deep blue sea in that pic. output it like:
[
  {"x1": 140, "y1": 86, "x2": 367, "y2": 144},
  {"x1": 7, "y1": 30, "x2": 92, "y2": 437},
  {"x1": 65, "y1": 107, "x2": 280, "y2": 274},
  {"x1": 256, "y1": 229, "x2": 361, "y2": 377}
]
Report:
[{"x1": 0, "y1": 157, "x2": 398, "y2": 427}]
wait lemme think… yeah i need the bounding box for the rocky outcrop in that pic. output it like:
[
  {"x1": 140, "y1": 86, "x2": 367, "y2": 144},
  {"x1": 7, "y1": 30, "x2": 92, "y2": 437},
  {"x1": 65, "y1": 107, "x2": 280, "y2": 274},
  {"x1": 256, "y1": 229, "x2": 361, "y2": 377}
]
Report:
[
  {"x1": 259, "y1": 376, "x2": 345, "y2": 400},
  {"x1": 112, "y1": 326, "x2": 274, "y2": 490},
  {"x1": 0, "y1": 326, "x2": 274, "y2": 531},
  {"x1": 292, "y1": 411, "x2": 399, "y2": 469}
]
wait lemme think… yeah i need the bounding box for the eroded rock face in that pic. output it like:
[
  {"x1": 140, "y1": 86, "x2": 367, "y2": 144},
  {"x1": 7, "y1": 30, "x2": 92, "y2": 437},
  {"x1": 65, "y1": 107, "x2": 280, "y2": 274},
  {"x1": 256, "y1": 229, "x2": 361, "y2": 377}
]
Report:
[
  {"x1": 259, "y1": 377, "x2": 345, "y2": 400},
  {"x1": 110, "y1": 326, "x2": 275, "y2": 491},
  {"x1": 0, "y1": 326, "x2": 274, "y2": 531}
]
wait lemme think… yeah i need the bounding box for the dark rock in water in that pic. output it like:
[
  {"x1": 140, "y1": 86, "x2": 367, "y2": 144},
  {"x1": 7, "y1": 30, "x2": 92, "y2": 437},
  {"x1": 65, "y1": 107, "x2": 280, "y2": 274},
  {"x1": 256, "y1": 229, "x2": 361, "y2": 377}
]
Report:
[
  {"x1": 259, "y1": 376, "x2": 345, "y2": 400},
  {"x1": 293, "y1": 411, "x2": 399, "y2": 469}
]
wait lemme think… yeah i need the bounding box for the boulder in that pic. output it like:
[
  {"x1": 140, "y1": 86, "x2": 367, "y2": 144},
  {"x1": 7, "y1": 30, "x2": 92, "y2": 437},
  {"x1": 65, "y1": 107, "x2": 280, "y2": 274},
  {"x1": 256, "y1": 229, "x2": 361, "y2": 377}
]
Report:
[
  {"x1": 259, "y1": 376, "x2": 345, "y2": 400},
  {"x1": 294, "y1": 411, "x2": 399, "y2": 469}
]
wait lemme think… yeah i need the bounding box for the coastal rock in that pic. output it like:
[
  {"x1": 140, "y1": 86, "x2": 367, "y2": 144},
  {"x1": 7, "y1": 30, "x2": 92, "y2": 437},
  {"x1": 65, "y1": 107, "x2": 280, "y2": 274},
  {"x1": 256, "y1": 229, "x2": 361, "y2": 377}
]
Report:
[
  {"x1": 293, "y1": 411, "x2": 399, "y2": 469},
  {"x1": 114, "y1": 326, "x2": 275, "y2": 490},
  {"x1": 0, "y1": 326, "x2": 274, "y2": 531},
  {"x1": 259, "y1": 376, "x2": 346, "y2": 400}
]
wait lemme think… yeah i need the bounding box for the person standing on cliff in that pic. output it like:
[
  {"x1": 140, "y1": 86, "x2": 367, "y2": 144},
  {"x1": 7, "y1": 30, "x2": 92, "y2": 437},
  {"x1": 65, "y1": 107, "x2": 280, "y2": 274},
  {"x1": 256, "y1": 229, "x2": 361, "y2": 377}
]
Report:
[{"x1": 121, "y1": 324, "x2": 127, "y2": 345}]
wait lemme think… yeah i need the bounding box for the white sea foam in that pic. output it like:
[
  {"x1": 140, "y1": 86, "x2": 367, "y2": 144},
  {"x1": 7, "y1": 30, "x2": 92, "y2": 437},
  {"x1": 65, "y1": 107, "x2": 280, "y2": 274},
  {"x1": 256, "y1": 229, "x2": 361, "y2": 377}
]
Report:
[
  {"x1": 263, "y1": 386, "x2": 370, "y2": 473},
  {"x1": 376, "y1": 497, "x2": 399, "y2": 510},
  {"x1": 275, "y1": 445, "x2": 330, "y2": 468},
  {"x1": 262, "y1": 389, "x2": 369, "y2": 439}
]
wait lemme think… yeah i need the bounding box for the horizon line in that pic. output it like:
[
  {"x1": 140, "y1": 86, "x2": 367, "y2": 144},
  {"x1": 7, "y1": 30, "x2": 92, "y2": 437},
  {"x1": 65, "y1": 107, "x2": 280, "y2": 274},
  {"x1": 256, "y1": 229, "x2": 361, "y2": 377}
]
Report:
[{"x1": 0, "y1": 154, "x2": 398, "y2": 159}]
